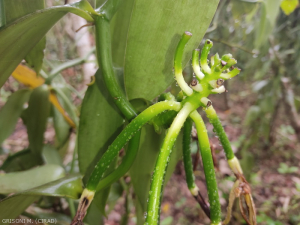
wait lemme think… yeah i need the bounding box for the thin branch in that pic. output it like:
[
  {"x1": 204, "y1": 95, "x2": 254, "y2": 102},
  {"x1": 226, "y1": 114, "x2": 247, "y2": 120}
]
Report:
[{"x1": 211, "y1": 38, "x2": 255, "y2": 55}]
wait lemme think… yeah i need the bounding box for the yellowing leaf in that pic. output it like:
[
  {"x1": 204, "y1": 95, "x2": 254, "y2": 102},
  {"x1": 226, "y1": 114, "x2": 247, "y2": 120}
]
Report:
[
  {"x1": 280, "y1": 0, "x2": 299, "y2": 15},
  {"x1": 49, "y1": 92, "x2": 76, "y2": 128},
  {"x1": 11, "y1": 64, "x2": 76, "y2": 128},
  {"x1": 12, "y1": 64, "x2": 44, "y2": 88}
]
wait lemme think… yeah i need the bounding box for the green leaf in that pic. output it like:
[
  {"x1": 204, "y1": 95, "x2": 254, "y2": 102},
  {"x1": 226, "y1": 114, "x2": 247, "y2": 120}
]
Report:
[
  {"x1": 84, "y1": 202, "x2": 104, "y2": 225},
  {"x1": 255, "y1": 0, "x2": 281, "y2": 48},
  {"x1": 78, "y1": 69, "x2": 124, "y2": 216},
  {"x1": 78, "y1": 69, "x2": 123, "y2": 180},
  {"x1": 110, "y1": 0, "x2": 135, "y2": 67},
  {"x1": 280, "y1": 0, "x2": 298, "y2": 15},
  {"x1": 3, "y1": 0, "x2": 44, "y2": 24},
  {"x1": 0, "y1": 149, "x2": 42, "y2": 172},
  {"x1": 0, "y1": 0, "x2": 5, "y2": 27},
  {"x1": 42, "y1": 145, "x2": 63, "y2": 166},
  {"x1": 25, "y1": 38, "x2": 46, "y2": 75},
  {"x1": 29, "y1": 212, "x2": 71, "y2": 225},
  {"x1": 231, "y1": 0, "x2": 258, "y2": 20},
  {"x1": 0, "y1": 164, "x2": 65, "y2": 194},
  {"x1": 51, "y1": 83, "x2": 79, "y2": 128},
  {"x1": 123, "y1": 0, "x2": 220, "y2": 101},
  {"x1": 24, "y1": 85, "x2": 51, "y2": 155},
  {"x1": 0, "y1": 89, "x2": 31, "y2": 145},
  {"x1": 0, "y1": 174, "x2": 82, "y2": 222},
  {"x1": 51, "y1": 95, "x2": 72, "y2": 149},
  {"x1": 0, "y1": 0, "x2": 97, "y2": 88},
  {"x1": 3, "y1": 0, "x2": 46, "y2": 74}
]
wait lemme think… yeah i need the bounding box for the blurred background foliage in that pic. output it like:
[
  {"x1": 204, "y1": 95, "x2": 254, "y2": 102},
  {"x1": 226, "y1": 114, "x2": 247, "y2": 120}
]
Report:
[{"x1": 0, "y1": 0, "x2": 300, "y2": 224}]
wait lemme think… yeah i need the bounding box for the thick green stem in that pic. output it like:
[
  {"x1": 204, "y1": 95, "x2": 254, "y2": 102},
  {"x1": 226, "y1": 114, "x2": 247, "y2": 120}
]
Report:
[
  {"x1": 182, "y1": 119, "x2": 211, "y2": 218},
  {"x1": 146, "y1": 102, "x2": 194, "y2": 225},
  {"x1": 95, "y1": 131, "x2": 141, "y2": 192},
  {"x1": 190, "y1": 111, "x2": 221, "y2": 225},
  {"x1": 205, "y1": 105, "x2": 243, "y2": 175},
  {"x1": 205, "y1": 106, "x2": 234, "y2": 160},
  {"x1": 94, "y1": 16, "x2": 137, "y2": 120},
  {"x1": 182, "y1": 118, "x2": 195, "y2": 191},
  {"x1": 86, "y1": 101, "x2": 181, "y2": 191},
  {"x1": 93, "y1": 14, "x2": 143, "y2": 193}
]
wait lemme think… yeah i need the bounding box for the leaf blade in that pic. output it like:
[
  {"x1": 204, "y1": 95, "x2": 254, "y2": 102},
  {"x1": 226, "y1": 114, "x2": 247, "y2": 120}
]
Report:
[
  {"x1": 0, "y1": 0, "x2": 96, "y2": 87},
  {"x1": 0, "y1": 89, "x2": 31, "y2": 145},
  {"x1": 124, "y1": 0, "x2": 220, "y2": 100},
  {"x1": 0, "y1": 174, "x2": 82, "y2": 222},
  {"x1": 0, "y1": 164, "x2": 65, "y2": 194},
  {"x1": 3, "y1": 0, "x2": 46, "y2": 74},
  {"x1": 24, "y1": 85, "x2": 51, "y2": 155}
]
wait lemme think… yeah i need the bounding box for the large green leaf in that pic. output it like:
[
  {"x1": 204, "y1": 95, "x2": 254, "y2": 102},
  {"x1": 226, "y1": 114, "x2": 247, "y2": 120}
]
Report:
[
  {"x1": 78, "y1": 69, "x2": 123, "y2": 179},
  {"x1": 0, "y1": 0, "x2": 97, "y2": 87},
  {"x1": 123, "y1": 0, "x2": 220, "y2": 100},
  {"x1": 0, "y1": 174, "x2": 82, "y2": 222},
  {"x1": 0, "y1": 0, "x2": 5, "y2": 27},
  {"x1": 0, "y1": 164, "x2": 65, "y2": 194},
  {"x1": 0, "y1": 89, "x2": 31, "y2": 145},
  {"x1": 24, "y1": 85, "x2": 51, "y2": 155},
  {"x1": 3, "y1": 0, "x2": 46, "y2": 74},
  {"x1": 110, "y1": 0, "x2": 135, "y2": 67},
  {"x1": 4, "y1": 0, "x2": 44, "y2": 23}
]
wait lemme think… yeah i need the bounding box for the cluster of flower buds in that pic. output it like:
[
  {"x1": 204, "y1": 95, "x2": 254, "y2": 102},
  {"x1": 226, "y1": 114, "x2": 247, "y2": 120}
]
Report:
[
  {"x1": 190, "y1": 39, "x2": 241, "y2": 94},
  {"x1": 174, "y1": 32, "x2": 241, "y2": 108}
]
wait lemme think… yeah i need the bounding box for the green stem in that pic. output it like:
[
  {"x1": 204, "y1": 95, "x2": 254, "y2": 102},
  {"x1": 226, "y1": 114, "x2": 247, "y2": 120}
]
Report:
[
  {"x1": 52, "y1": 87, "x2": 79, "y2": 128},
  {"x1": 205, "y1": 106, "x2": 234, "y2": 160},
  {"x1": 93, "y1": 12, "x2": 144, "y2": 195},
  {"x1": 146, "y1": 102, "x2": 194, "y2": 225},
  {"x1": 182, "y1": 118, "x2": 211, "y2": 219},
  {"x1": 182, "y1": 118, "x2": 195, "y2": 191},
  {"x1": 94, "y1": 16, "x2": 136, "y2": 120},
  {"x1": 86, "y1": 101, "x2": 181, "y2": 191},
  {"x1": 45, "y1": 47, "x2": 95, "y2": 84},
  {"x1": 190, "y1": 111, "x2": 221, "y2": 225},
  {"x1": 70, "y1": 134, "x2": 78, "y2": 174},
  {"x1": 68, "y1": 199, "x2": 76, "y2": 218},
  {"x1": 205, "y1": 105, "x2": 243, "y2": 175},
  {"x1": 95, "y1": 131, "x2": 141, "y2": 192},
  {"x1": 94, "y1": 15, "x2": 143, "y2": 194}
]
